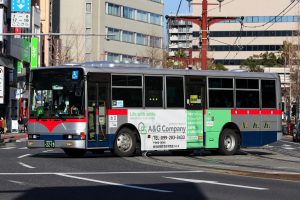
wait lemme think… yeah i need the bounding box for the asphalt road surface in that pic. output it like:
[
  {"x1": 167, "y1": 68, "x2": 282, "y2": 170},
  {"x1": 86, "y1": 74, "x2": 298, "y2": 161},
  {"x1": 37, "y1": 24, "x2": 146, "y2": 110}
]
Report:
[{"x1": 0, "y1": 140, "x2": 299, "y2": 200}]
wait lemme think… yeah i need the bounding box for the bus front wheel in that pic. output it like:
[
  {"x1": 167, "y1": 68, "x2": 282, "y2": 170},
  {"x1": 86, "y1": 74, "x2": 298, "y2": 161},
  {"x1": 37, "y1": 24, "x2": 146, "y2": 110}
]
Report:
[
  {"x1": 63, "y1": 148, "x2": 86, "y2": 158},
  {"x1": 219, "y1": 129, "x2": 239, "y2": 155},
  {"x1": 114, "y1": 128, "x2": 137, "y2": 157}
]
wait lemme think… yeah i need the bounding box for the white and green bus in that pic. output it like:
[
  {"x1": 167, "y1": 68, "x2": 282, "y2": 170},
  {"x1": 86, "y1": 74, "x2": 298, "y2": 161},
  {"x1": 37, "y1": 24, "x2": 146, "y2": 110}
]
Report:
[{"x1": 28, "y1": 62, "x2": 282, "y2": 157}]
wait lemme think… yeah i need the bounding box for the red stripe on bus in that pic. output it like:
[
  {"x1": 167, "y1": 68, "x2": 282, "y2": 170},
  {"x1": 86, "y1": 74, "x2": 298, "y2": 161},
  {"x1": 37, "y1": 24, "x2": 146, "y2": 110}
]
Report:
[
  {"x1": 107, "y1": 109, "x2": 128, "y2": 115},
  {"x1": 231, "y1": 109, "x2": 282, "y2": 115},
  {"x1": 28, "y1": 119, "x2": 87, "y2": 133}
]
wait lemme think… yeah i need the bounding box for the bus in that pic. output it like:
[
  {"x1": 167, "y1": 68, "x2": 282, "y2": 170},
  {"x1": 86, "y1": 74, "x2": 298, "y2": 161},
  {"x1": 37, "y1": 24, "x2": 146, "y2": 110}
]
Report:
[{"x1": 27, "y1": 62, "x2": 282, "y2": 157}]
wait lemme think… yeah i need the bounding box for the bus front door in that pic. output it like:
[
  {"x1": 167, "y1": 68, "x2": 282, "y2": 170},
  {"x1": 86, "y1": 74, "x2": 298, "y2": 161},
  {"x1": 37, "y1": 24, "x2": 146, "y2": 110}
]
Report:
[{"x1": 87, "y1": 76, "x2": 110, "y2": 148}]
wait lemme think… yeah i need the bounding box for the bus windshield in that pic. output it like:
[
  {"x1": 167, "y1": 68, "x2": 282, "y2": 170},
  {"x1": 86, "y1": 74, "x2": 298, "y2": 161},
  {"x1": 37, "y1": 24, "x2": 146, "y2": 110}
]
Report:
[{"x1": 30, "y1": 68, "x2": 85, "y2": 119}]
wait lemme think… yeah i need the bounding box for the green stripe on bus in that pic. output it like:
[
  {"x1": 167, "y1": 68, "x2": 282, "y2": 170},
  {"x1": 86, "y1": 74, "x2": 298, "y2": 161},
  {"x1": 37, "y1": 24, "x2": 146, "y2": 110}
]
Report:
[{"x1": 205, "y1": 109, "x2": 231, "y2": 149}]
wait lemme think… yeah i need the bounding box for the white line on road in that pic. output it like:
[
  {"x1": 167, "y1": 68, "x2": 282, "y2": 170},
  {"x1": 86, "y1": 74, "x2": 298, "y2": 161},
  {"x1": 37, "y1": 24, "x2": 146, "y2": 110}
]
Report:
[
  {"x1": 56, "y1": 173, "x2": 173, "y2": 193},
  {"x1": 0, "y1": 147, "x2": 16, "y2": 150},
  {"x1": 18, "y1": 154, "x2": 31, "y2": 159},
  {"x1": 18, "y1": 147, "x2": 28, "y2": 150},
  {"x1": 18, "y1": 162, "x2": 35, "y2": 169},
  {"x1": 280, "y1": 139, "x2": 300, "y2": 146},
  {"x1": 165, "y1": 177, "x2": 269, "y2": 191},
  {"x1": 42, "y1": 150, "x2": 54, "y2": 153},
  {"x1": 8, "y1": 180, "x2": 25, "y2": 185},
  {"x1": 282, "y1": 147, "x2": 296, "y2": 150},
  {"x1": 0, "y1": 170, "x2": 204, "y2": 176}
]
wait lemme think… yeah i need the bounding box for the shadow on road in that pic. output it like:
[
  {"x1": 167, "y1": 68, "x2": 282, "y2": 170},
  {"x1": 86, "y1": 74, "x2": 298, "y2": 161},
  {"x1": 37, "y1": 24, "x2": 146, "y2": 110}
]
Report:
[{"x1": 3, "y1": 182, "x2": 208, "y2": 200}]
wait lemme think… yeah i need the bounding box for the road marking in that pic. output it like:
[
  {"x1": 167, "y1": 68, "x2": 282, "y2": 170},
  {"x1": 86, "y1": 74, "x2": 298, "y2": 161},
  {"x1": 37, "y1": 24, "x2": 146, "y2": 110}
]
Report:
[
  {"x1": 165, "y1": 177, "x2": 269, "y2": 191},
  {"x1": 18, "y1": 154, "x2": 31, "y2": 159},
  {"x1": 282, "y1": 147, "x2": 296, "y2": 150},
  {"x1": 282, "y1": 144, "x2": 291, "y2": 147},
  {"x1": 56, "y1": 173, "x2": 172, "y2": 193},
  {"x1": 42, "y1": 150, "x2": 54, "y2": 153},
  {"x1": 19, "y1": 147, "x2": 28, "y2": 150},
  {"x1": 0, "y1": 147, "x2": 16, "y2": 150},
  {"x1": 280, "y1": 140, "x2": 300, "y2": 146},
  {"x1": 0, "y1": 170, "x2": 204, "y2": 176},
  {"x1": 8, "y1": 180, "x2": 25, "y2": 185},
  {"x1": 18, "y1": 162, "x2": 35, "y2": 169}
]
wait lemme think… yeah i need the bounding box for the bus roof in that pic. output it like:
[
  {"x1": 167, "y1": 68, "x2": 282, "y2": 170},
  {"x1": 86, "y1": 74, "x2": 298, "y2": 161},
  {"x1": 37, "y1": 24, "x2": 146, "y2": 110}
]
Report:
[{"x1": 33, "y1": 61, "x2": 279, "y2": 79}]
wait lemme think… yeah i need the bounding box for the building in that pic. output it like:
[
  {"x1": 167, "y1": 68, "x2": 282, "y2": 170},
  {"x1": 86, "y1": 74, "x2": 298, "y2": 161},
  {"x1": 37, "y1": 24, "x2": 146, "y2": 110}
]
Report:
[
  {"x1": 51, "y1": 0, "x2": 164, "y2": 66},
  {"x1": 0, "y1": 0, "x2": 41, "y2": 132},
  {"x1": 167, "y1": 15, "x2": 193, "y2": 57},
  {"x1": 191, "y1": 0, "x2": 299, "y2": 70}
]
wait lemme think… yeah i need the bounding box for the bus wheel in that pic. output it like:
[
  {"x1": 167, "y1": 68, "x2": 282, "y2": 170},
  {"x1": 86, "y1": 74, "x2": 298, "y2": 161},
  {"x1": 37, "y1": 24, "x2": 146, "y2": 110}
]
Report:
[
  {"x1": 63, "y1": 148, "x2": 86, "y2": 158},
  {"x1": 219, "y1": 129, "x2": 239, "y2": 155},
  {"x1": 114, "y1": 128, "x2": 136, "y2": 157}
]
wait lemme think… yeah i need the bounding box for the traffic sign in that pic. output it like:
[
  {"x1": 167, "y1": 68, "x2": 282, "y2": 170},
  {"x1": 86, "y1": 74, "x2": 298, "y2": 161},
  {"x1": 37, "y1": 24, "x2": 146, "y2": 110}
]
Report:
[
  {"x1": 11, "y1": 0, "x2": 31, "y2": 12},
  {"x1": 11, "y1": 13, "x2": 30, "y2": 28}
]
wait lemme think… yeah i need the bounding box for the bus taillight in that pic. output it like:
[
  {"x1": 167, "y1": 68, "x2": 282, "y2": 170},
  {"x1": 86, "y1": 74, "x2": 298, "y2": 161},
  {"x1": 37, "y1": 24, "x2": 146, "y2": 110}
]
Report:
[{"x1": 80, "y1": 132, "x2": 86, "y2": 140}]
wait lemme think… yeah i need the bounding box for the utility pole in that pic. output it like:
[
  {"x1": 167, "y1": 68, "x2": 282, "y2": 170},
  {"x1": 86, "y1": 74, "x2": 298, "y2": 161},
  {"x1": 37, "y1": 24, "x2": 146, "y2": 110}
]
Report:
[{"x1": 167, "y1": 0, "x2": 234, "y2": 70}]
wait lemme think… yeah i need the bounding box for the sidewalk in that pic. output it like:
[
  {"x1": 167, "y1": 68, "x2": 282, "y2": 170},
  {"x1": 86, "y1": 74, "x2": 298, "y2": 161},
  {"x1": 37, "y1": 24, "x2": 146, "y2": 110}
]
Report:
[{"x1": 0, "y1": 132, "x2": 28, "y2": 144}]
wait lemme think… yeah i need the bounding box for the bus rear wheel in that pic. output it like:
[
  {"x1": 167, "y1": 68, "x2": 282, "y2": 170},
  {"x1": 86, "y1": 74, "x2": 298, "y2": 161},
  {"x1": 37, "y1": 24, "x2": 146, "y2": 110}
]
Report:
[
  {"x1": 218, "y1": 129, "x2": 239, "y2": 155},
  {"x1": 114, "y1": 128, "x2": 137, "y2": 157},
  {"x1": 63, "y1": 148, "x2": 86, "y2": 158}
]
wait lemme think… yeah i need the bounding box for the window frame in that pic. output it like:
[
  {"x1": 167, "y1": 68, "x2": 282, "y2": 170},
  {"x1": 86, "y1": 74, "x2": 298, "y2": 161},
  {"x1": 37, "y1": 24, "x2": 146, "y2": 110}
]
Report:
[
  {"x1": 144, "y1": 75, "x2": 164, "y2": 108},
  {"x1": 235, "y1": 78, "x2": 260, "y2": 109},
  {"x1": 165, "y1": 76, "x2": 185, "y2": 109},
  {"x1": 207, "y1": 77, "x2": 234, "y2": 108},
  {"x1": 111, "y1": 74, "x2": 143, "y2": 108}
]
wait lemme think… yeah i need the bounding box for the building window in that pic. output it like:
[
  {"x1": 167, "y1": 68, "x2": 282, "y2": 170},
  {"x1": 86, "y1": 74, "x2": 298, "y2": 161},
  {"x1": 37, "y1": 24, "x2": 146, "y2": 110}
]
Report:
[
  {"x1": 137, "y1": 10, "x2": 148, "y2": 22},
  {"x1": 136, "y1": 33, "x2": 148, "y2": 46},
  {"x1": 150, "y1": 13, "x2": 161, "y2": 25},
  {"x1": 150, "y1": 36, "x2": 161, "y2": 48},
  {"x1": 122, "y1": 31, "x2": 134, "y2": 43},
  {"x1": 107, "y1": 52, "x2": 121, "y2": 62},
  {"x1": 123, "y1": 7, "x2": 135, "y2": 20},
  {"x1": 86, "y1": 3, "x2": 92, "y2": 13},
  {"x1": 107, "y1": 3, "x2": 121, "y2": 16},
  {"x1": 107, "y1": 27, "x2": 121, "y2": 41}
]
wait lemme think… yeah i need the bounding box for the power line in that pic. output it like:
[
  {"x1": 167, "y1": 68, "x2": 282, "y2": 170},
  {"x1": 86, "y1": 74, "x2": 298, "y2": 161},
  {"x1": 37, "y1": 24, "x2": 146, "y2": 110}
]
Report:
[
  {"x1": 176, "y1": 0, "x2": 183, "y2": 16},
  {"x1": 232, "y1": 0, "x2": 300, "y2": 59}
]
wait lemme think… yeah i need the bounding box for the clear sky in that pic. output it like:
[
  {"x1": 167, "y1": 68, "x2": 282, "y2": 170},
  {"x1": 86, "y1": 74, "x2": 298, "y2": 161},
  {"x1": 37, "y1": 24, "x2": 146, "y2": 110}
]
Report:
[{"x1": 164, "y1": 0, "x2": 190, "y2": 16}]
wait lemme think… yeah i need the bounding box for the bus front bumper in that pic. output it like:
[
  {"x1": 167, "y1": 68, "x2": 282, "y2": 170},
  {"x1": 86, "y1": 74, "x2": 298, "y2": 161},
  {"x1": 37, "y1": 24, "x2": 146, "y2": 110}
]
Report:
[{"x1": 27, "y1": 140, "x2": 86, "y2": 149}]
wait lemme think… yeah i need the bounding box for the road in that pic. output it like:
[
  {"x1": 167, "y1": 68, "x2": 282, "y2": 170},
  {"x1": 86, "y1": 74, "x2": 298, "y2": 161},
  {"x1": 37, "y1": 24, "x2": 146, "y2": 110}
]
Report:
[{"x1": 0, "y1": 137, "x2": 299, "y2": 200}]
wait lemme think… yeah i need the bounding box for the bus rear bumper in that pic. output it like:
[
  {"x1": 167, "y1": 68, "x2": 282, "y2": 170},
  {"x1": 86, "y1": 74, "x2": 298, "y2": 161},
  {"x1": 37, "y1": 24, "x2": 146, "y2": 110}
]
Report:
[{"x1": 27, "y1": 140, "x2": 86, "y2": 149}]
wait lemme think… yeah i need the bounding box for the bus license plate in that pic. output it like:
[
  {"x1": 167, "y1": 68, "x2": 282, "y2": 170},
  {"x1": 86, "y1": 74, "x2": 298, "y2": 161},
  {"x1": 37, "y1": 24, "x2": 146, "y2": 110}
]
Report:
[{"x1": 44, "y1": 141, "x2": 55, "y2": 148}]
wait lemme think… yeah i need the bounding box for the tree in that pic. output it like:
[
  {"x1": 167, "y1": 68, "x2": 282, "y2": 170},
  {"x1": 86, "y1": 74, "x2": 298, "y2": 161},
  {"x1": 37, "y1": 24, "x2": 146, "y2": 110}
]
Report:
[{"x1": 241, "y1": 55, "x2": 264, "y2": 72}]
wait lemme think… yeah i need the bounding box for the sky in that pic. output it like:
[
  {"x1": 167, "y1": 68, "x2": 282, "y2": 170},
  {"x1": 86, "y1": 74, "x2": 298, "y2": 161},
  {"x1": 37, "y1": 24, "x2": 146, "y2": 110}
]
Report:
[{"x1": 164, "y1": 0, "x2": 190, "y2": 16}]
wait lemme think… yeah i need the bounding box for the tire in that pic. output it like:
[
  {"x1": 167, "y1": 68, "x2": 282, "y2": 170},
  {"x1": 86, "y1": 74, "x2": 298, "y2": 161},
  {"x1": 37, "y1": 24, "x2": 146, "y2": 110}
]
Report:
[
  {"x1": 114, "y1": 128, "x2": 137, "y2": 157},
  {"x1": 63, "y1": 148, "x2": 86, "y2": 158},
  {"x1": 218, "y1": 129, "x2": 240, "y2": 155}
]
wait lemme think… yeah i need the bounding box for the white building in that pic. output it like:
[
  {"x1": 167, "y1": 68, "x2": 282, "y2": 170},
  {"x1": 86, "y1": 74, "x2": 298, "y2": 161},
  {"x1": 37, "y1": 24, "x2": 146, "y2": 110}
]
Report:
[
  {"x1": 52, "y1": 0, "x2": 164, "y2": 65},
  {"x1": 191, "y1": 0, "x2": 299, "y2": 70}
]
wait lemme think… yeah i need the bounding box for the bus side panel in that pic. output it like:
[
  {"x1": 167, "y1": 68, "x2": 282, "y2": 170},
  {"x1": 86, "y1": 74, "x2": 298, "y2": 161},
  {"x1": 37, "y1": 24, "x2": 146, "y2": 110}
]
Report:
[
  {"x1": 107, "y1": 109, "x2": 128, "y2": 148},
  {"x1": 205, "y1": 109, "x2": 231, "y2": 149},
  {"x1": 231, "y1": 109, "x2": 281, "y2": 147}
]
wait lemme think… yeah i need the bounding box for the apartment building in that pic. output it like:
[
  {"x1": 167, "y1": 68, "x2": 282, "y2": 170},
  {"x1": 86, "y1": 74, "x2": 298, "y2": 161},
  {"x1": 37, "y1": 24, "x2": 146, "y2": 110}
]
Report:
[
  {"x1": 167, "y1": 15, "x2": 193, "y2": 57},
  {"x1": 52, "y1": 0, "x2": 164, "y2": 65}
]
